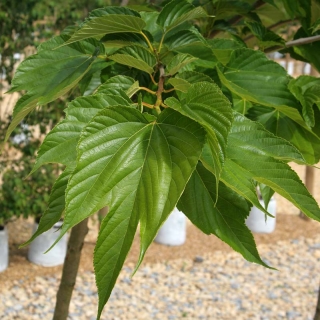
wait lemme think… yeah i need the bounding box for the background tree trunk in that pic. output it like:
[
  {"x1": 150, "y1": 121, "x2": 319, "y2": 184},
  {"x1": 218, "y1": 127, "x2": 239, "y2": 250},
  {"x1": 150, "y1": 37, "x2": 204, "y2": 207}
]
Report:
[
  {"x1": 314, "y1": 283, "x2": 320, "y2": 320},
  {"x1": 300, "y1": 66, "x2": 318, "y2": 220},
  {"x1": 299, "y1": 166, "x2": 314, "y2": 220},
  {"x1": 53, "y1": 218, "x2": 89, "y2": 320}
]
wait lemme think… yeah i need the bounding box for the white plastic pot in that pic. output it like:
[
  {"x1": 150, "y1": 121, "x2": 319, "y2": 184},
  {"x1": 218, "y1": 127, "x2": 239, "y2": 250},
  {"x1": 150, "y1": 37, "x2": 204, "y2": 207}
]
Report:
[
  {"x1": 28, "y1": 221, "x2": 68, "y2": 267},
  {"x1": 154, "y1": 207, "x2": 186, "y2": 246},
  {"x1": 245, "y1": 198, "x2": 277, "y2": 233},
  {"x1": 0, "y1": 226, "x2": 9, "y2": 272}
]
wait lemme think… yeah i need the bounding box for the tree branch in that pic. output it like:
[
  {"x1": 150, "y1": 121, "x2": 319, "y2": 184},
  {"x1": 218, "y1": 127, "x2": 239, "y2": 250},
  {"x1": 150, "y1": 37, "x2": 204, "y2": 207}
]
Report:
[
  {"x1": 265, "y1": 35, "x2": 320, "y2": 53},
  {"x1": 286, "y1": 35, "x2": 320, "y2": 47}
]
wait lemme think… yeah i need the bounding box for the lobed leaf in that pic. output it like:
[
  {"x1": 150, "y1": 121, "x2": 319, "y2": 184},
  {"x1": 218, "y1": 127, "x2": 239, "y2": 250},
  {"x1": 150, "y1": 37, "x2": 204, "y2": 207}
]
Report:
[{"x1": 49, "y1": 107, "x2": 205, "y2": 318}]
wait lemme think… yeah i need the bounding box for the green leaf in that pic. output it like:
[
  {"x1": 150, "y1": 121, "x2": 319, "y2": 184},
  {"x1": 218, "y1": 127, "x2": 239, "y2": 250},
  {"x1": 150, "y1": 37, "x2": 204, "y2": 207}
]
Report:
[
  {"x1": 5, "y1": 94, "x2": 38, "y2": 142},
  {"x1": 164, "y1": 29, "x2": 216, "y2": 63},
  {"x1": 176, "y1": 71, "x2": 215, "y2": 84},
  {"x1": 60, "y1": 105, "x2": 204, "y2": 236},
  {"x1": 226, "y1": 112, "x2": 305, "y2": 162},
  {"x1": 64, "y1": 15, "x2": 146, "y2": 45},
  {"x1": 126, "y1": 81, "x2": 140, "y2": 98},
  {"x1": 109, "y1": 46, "x2": 156, "y2": 75},
  {"x1": 88, "y1": 6, "x2": 140, "y2": 19},
  {"x1": 166, "y1": 53, "x2": 198, "y2": 76},
  {"x1": 32, "y1": 94, "x2": 132, "y2": 172},
  {"x1": 212, "y1": 0, "x2": 252, "y2": 20},
  {"x1": 157, "y1": 0, "x2": 208, "y2": 34},
  {"x1": 207, "y1": 38, "x2": 245, "y2": 65},
  {"x1": 78, "y1": 60, "x2": 113, "y2": 96},
  {"x1": 50, "y1": 107, "x2": 205, "y2": 317},
  {"x1": 232, "y1": 95, "x2": 253, "y2": 114},
  {"x1": 101, "y1": 33, "x2": 148, "y2": 49},
  {"x1": 165, "y1": 82, "x2": 233, "y2": 187},
  {"x1": 6, "y1": 36, "x2": 102, "y2": 141},
  {"x1": 311, "y1": 18, "x2": 320, "y2": 33},
  {"x1": 222, "y1": 113, "x2": 320, "y2": 221},
  {"x1": 217, "y1": 48, "x2": 300, "y2": 110},
  {"x1": 167, "y1": 78, "x2": 191, "y2": 92},
  {"x1": 21, "y1": 166, "x2": 73, "y2": 247},
  {"x1": 245, "y1": 21, "x2": 285, "y2": 48},
  {"x1": 164, "y1": 29, "x2": 206, "y2": 51},
  {"x1": 293, "y1": 28, "x2": 320, "y2": 72},
  {"x1": 227, "y1": 149, "x2": 320, "y2": 221},
  {"x1": 96, "y1": 75, "x2": 136, "y2": 96},
  {"x1": 248, "y1": 105, "x2": 320, "y2": 164},
  {"x1": 140, "y1": 11, "x2": 162, "y2": 41},
  {"x1": 259, "y1": 183, "x2": 275, "y2": 208},
  {"x1": 289, "y1": 75, "x2": 320, "y2": 127},
  {"x1": 201, "y1": 112, "x2": 305, "y2": 216},
  {"x1": 9, "y1": 36, "x2": 103, "y2": 99},
  {"x1": 202, "y1": 143, "x2": 272, "y2": 217},
  {"x1": 94, "y1": 193, "x2": 139, "y2": 320},
  {"x1": 178, "y1": 163, "x2": 270, "y2": 268}
]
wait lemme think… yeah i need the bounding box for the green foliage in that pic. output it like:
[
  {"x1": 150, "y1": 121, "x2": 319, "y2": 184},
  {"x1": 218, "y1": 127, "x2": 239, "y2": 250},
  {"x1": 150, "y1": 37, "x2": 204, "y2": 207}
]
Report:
[
  {"x1": 5, "y1": 0, "x2": 320, "y2": 318},
  {"x1": 0, "y1": 160, "x2": 57, "y2": 226}
]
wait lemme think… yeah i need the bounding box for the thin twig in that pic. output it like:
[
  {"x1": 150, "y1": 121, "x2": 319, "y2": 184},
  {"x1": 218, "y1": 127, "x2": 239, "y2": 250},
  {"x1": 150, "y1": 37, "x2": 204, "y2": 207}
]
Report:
[{"x1": 265, "y1": 35, "x2": 320, "y2": 53}]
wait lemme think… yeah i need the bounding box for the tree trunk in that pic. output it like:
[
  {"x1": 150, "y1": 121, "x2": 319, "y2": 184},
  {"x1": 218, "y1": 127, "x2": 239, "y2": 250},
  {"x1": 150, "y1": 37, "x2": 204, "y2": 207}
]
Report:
[
  {"x1": 299, "y1": 166, "x2": 314, "y2": 220},
  {"x1": 314, "y1": 284, "x2": 320, "y2": 320},
  {"x1": 53, "y1": 219, "x2": 89, "y2": 320}
]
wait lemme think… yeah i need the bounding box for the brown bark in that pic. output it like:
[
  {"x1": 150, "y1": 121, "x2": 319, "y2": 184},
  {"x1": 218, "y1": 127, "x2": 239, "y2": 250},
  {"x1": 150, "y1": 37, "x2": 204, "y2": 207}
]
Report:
[
  {"x1": 314, "y1": 284, "x2": 320, "y2": 320},
  {"x1": 300, "y1": 166, "x2": 314, "y2": 220},
  {"x1": 53, "y1": 219, "x2": 89, "y2": 320}
]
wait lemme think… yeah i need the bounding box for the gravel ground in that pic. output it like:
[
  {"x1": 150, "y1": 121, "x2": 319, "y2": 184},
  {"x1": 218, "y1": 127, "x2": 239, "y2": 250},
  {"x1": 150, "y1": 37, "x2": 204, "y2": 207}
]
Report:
[{"x1": 1, "y1": 234, "x2": 320, "y2": 320}]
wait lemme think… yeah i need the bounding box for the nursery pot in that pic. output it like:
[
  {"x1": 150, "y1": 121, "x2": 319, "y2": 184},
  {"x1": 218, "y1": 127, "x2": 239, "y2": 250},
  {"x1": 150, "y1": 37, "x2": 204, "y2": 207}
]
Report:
[
  {"x1": 0, "y1": 226, "x2": 9, "y2": 272},
  {"x1": 245, "y1": 198, "x2": 277, "y2": 233},
  {"x1": 154, "y1": 207, "x2": 186, "y2": 246},
  {"x1": 28, "y1": 221, "x2": 68, "y2": 267}
]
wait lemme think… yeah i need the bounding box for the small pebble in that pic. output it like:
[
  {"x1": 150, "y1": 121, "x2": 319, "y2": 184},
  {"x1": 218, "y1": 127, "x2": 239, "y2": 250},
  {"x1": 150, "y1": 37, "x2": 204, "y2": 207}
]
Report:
[{"x1": 194, "y1": 256, "x2": 204, "y2": 263}]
